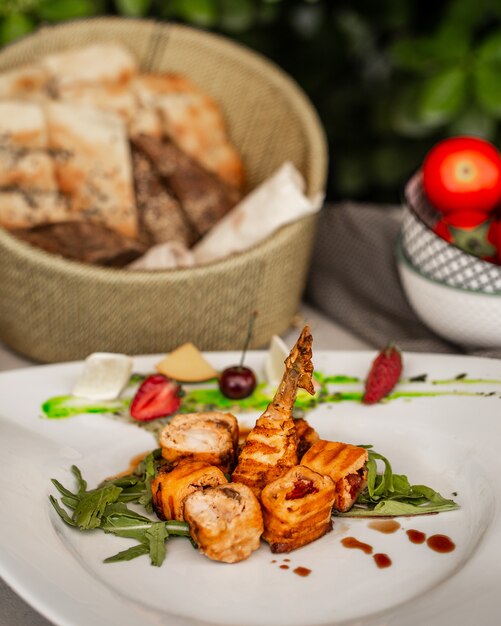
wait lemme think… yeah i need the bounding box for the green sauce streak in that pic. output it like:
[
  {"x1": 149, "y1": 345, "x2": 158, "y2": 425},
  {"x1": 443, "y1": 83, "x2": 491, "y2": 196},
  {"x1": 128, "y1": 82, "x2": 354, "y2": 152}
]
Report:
[
  {"x1": 41, "y1": 370, "x2": 501, "y2": 420},
  {"x1": 42, "y1": 395, "x2": 129, "y2": 419}
]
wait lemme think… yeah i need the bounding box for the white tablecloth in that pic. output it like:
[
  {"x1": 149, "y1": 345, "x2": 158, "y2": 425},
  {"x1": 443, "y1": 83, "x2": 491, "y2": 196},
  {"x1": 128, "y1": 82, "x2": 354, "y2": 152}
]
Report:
[{"x1": 0, "y1": 304, "x2": 369, "y2": 626}]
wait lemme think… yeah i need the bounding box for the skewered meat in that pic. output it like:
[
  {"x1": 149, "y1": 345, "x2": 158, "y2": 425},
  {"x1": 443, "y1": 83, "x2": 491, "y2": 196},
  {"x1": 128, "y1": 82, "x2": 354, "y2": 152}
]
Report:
[
  {"x1": 301, "y1": 440, "x2": 368, "y2": 512},
  {"x1": 159, "y1": 411, "x2": 238, "y2": 473},
  {"x1": 151, "y1": 459, "x2": 227, "y2": 521},
  {"x1": 260, "y1": 465, "x2": 335, "y2": 553},
  {"x1": 184, "y1": 482, "x2": 263, "y2": 563},
  {"x1": 232, "y1": 326, "x2": 315, "y2": 498}
]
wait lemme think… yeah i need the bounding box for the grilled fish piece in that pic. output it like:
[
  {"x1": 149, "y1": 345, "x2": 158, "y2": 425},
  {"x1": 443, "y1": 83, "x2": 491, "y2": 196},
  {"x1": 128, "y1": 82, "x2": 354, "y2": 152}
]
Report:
[
  {"x1": 159, "y1": 411, "x2": 238, "y2": 473},
  {"x1": 151, "y1": 459, "x2": 227, "y2": 521},
  {"x1": 232, "y1": 326, "x2": 315, "y2": 498},
  {"x1": 301, "y1": 440, "x2": 369, "y2": 512},
  {"x1": 261, "y1": 465, "x2": 335, "y2": 553},
  {"x1": 295, "y1": 418, "x2": 320, "y2": 461},
  {"x1": 183, "y1": 482, "x2": 263, "y2": 563}
]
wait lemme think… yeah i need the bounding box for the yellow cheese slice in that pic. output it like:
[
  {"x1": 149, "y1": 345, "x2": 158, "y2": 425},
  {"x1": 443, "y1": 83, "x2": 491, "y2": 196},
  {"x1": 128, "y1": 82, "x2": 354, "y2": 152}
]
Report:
[{"x1": 156, "y1": 343, "x2": 218, "y2": 382}]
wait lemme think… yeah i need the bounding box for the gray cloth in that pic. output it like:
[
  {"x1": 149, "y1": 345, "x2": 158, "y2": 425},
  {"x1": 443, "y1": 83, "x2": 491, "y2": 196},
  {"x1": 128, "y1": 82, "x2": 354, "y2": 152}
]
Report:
[{"x1": 305, "y1": 202, "x2": 501, "y2": 359}]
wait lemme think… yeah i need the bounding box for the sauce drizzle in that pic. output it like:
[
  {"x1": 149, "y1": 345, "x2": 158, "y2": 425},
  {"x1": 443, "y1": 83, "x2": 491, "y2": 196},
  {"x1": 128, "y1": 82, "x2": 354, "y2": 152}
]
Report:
[
  {"x1": 373, "y1": 553, "x2": 392, "y2": 569},
  {"x1": 293, "y1": 567, "x2": 312, "y2": 577},
  {"x1": 341, "y1": 537, "x2": 373, "y2": 554},
  {"x1": 368, "y1": 520, "x2": 400, "y2": 534},
  {"x1": 427, "y1": 534, "x2": 455, "y2": 553},
  {"x1": 406, "y1": 529, "x2": 426, "y2": 544}
]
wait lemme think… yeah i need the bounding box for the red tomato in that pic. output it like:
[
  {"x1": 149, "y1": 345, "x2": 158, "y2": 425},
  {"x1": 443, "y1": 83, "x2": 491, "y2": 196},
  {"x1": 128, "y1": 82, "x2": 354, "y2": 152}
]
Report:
[{"x1": 423, "y1": 137, "x2": 501, "y2": 215}]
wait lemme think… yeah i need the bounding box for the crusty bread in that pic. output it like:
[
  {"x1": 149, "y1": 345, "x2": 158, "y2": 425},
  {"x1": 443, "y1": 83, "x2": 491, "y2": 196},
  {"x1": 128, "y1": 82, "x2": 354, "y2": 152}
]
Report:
[
  {"x1": 132, "y1": 146, "x2": 195, "y2": 247},
  {"x1": 42, "y1": 43, "x2": 137, "y2": 90},
  {"x1": 0, "y1": 190, "x2": 72, "y2": 230},
  {"x1": 0, "y1": 101, "x2": 57, "y2": 192},
  {"x1": 0, "y1": 65, "x2": 48, "y2": 101},
  {"x1": 12, "y1": 220, "x2": 144, "y2": 266},
  {"x1": 133, "y1": 134, "x2": 240, "y2": 241},
  {"x1": 133, "y1": 73, "x2": 244, "y2": 189},
  {"x1": 46, "y1": 102, "x2": 138, "y2": 238}
]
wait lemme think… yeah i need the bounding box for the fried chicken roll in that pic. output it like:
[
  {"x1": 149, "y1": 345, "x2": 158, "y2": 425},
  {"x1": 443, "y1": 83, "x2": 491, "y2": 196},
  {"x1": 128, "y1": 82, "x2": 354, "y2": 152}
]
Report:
[
  {"x1": 159, "y1": 411, "x2": 238, "y2": 473},
  {"x1": 300, "y1": 440, "x2": 369, "y2": 512},
  {"x1": 261, "y1": 465, "x2": 335, "y2": 553},
  {"x1": 232, "y1": 326, "x2": 315, "y2": 497},
  {"x1": 183, "y1": 482, "x2": 264, "y2": 563},
  {"x1": 151, "y1": 459, "x2": 227, "y2": 521}
]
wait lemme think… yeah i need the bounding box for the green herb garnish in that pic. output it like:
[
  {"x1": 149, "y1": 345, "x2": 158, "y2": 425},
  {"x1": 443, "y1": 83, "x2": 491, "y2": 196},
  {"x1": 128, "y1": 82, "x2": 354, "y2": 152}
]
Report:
[
  {"x1": 49, "y1": 451, "x2": 190, "y2": 566},
  {"x1": 335, "y1": 446, "x2": 459, "y2": 517}
]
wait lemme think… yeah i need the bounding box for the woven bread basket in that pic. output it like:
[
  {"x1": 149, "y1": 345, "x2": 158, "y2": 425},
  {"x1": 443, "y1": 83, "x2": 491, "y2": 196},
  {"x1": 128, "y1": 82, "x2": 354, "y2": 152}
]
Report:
[{"x1": 0, "y1": 17, "x2": 327, "y2": 363}]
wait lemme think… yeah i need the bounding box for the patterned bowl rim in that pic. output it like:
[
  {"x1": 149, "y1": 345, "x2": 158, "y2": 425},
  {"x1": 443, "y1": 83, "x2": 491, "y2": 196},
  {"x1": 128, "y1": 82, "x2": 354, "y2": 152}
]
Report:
[
  {"x1": 396, "y1": 237, "x2": 501, "y2": 297},
  {"x1": 403, "y1": 170, "x2": 501, "y2": 272}
]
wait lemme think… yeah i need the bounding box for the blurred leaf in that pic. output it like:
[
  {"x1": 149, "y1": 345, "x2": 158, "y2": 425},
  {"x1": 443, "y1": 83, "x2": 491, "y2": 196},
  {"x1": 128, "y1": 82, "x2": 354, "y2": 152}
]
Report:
[
  {"x1": 114, "y1": 0, "x2": 151, "y2": 18},
  {"x1": 37, "y1": 0, "x2": 102, "y2": 21},
  {"x1": 289, "y1": 4, "x2": 324, "y2": 39},
  {"x1": 391, "y1": 84, "x2": 435, "y2": 138},
  {"x1": 448, "y1": 107, "x2": 497, "y2": 139},
  {"x1": 417, "y1": 66, "x2": 466, "y2": 127},
  {"x1": 476, "y1": 31, "x2": 501, "y2": 64},
  {"x1": 0, "y1": 12, "x2": 34, "y2": 45},
  {"x1": 171, "y1": 0, "x2": 218, "y2": 28},
  {"x1": 474, "y1": 63, "x2": 501, "y2": 118},
  {"x1": 390, "y1": 31, "x2": 469, "y2": 74},
  {"x1": 218, "y1": 0, "x2": 256, "y2": 33}
]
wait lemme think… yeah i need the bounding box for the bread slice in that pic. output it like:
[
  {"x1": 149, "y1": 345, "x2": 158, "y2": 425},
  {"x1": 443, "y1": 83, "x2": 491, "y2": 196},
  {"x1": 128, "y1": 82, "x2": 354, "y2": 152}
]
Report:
[
  {"x1": 0, "y1": 64, "x2": 48, "y2": 101},
  {"x1": 0, "y1": 190, "x2": 72, "y2": 230},
  {"x1": 133, "y1": 134, "x2": 240, "y2": 241},
  {"x1": 0, "y1": 101, "x2": 57, "y2": 192},
  {"x1": 42, "y1": 43, "x2": 137, "y2": 90},
  {"x1": 46, "y1": 102, "x2": 138, "y2": 238},
  {"x1": 133, "y1": 73, "x2": 244, "y2": 189}
]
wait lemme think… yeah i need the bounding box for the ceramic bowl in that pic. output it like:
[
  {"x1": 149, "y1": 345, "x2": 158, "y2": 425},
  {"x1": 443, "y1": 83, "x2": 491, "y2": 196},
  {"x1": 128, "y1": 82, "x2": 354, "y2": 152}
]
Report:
[{"x1": 397, "y1": 242, "x2": 501, "y2": 348}]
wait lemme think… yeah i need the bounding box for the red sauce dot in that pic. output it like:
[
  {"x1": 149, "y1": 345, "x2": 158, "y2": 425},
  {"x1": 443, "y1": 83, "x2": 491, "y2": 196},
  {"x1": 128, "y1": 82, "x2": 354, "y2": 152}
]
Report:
[
  {"x1": 406, "y1": 529, "x2": 426, "y2": 544},
  {"x1": 283, "y1": 558, "x2": 290, "y2": 562},
  {"x1": 373, "y1": 553, "x2": 392, "y2": 569},
  {"x1": 341, "y1": 537, "x2": 373, "y2": 554},
  {"x1": 293, "y1": 566, "x2": 312, "y2": 577},
  {"x1": 427, "y1": 534, "x2": 455, "y2": 553},
  {"x1": 280, "y1": 564, "x2": 289, "y2": 570}
]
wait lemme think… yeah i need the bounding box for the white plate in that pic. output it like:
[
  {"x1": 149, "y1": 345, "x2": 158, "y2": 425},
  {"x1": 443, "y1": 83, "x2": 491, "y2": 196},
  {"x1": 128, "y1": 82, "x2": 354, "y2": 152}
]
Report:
[{"x1": 1, "y1": 350, "x2": 501, "y2": 626}]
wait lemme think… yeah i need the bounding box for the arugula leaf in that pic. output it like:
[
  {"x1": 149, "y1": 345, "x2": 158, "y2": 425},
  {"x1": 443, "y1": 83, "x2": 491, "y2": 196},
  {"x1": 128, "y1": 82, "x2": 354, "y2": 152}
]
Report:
[
  {"x1": 104, "y1": 543, "x2": 150, "y2": 563},
  {"x1": 50, "y1": 479, "x2": 80, "y2": 509},
  {"x1": 71, "y1": 465, "x2": 87, "y2": 495},
  {"x1": 145, "y1": 523, "x2": 168, "y2": 567},
  {"x1": 73, "y1": 484, "x2": 122, "y2": 530},
  {"x1": 49, "y1": 495, "x2": 78, "y2": 526}
]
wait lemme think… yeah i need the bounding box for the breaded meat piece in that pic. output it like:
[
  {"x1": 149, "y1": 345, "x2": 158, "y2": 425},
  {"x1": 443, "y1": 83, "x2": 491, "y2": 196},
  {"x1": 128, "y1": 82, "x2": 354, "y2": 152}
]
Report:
[
  {"x1": 151, "y1": 459, "x2": 227, "y2": 521},
  {"x1": 184, "y1": 482, "x2": 263, "y2": 563},
  {"x1": 159, "y1": 411, "x2": 238, "y2": 473},
  {"x1": 261, "y1": 465, "x2": 335, "y2": 553},
  {"x1": 301, "y1": 440, "x2": 368, "y2": 513}
]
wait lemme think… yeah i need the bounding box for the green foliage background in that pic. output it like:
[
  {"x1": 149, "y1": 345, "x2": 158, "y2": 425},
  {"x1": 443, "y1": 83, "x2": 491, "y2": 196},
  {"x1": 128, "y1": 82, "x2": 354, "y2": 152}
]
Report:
[{"x1": 2, "y1": 0, "x2": 501, "y2": 202}]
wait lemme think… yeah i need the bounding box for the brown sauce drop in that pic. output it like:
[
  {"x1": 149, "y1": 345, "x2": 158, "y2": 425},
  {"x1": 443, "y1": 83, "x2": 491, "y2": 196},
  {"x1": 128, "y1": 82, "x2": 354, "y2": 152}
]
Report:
[
  {"x1": 427, "y1": 534, "x2": 455, "y2": 553},
  {"x1": 280, "y1": 564, "x2": 289, "y2": 570},
  {"x1": 368, "y1": 520, "x2": 401, "y2": 534},
  {"x1": 283, "y1": 558, "x2": 290, "y2": 562},
  {"x1": 406, "y1": 529, "x2": 426, "y2": 544},
  {"x1": 373, "y1": 553, "x2": 392, "y2": 569},
  {"x1": 271, "y1": 559, "x2": 277, "y2": 563},
  {"x1": 293, "y1": 566, "x2": 312, "y2": 577},
  {"x1": 341, "y1": 537, "x2": 373, "y2": 554}
]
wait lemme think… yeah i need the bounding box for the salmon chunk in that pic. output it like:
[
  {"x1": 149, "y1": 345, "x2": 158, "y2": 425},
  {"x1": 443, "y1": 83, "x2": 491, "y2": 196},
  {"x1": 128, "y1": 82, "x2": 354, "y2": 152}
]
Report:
[
  {"x1": 151, "y1": 459, "x2": 227, "y2": 521},
  {"x1": 301, "y1": 440, "x2": 368, "y2": 512},
  {"x1": 159, "y1": 411, "x2": 238, "y2": 473},
  {"x1": 184, "y1": 482, "x2": 264, "y2": 563},
  {"x1": 261, "y1": 465, "x2": 335, "y2": 553}
]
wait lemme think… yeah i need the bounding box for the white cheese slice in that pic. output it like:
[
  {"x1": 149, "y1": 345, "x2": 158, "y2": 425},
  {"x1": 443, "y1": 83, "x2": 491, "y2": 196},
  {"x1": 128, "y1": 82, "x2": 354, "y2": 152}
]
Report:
[
  {"x1": 264, "y1": 335, "x2": 289, "y2": 387},
  {"x1": 73, "y1": 352, "x2": 133, "y2": 400}
]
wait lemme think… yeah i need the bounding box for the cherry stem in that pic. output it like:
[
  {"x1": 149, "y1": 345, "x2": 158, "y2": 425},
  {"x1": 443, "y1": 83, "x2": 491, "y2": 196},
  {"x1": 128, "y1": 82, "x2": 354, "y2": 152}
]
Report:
[{"x1": 240, "y1": 311, "x2": 258, "y2": 367}]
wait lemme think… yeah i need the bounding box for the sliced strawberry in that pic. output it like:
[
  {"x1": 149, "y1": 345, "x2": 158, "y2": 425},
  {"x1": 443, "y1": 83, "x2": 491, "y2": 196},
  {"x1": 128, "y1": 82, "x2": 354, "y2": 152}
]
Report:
[
  {"x1": 363, "y1": 344, "x2": 402, "y2": 405},
  {"x1": 130, "y1": 374, "x2": 182, "y2": 421}
]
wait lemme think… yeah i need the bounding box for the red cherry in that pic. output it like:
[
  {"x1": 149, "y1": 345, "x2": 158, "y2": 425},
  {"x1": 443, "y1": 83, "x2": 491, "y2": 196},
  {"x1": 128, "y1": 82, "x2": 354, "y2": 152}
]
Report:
[{"x1": 219, "y1": 366, "x2": 257, "y2": 400}]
